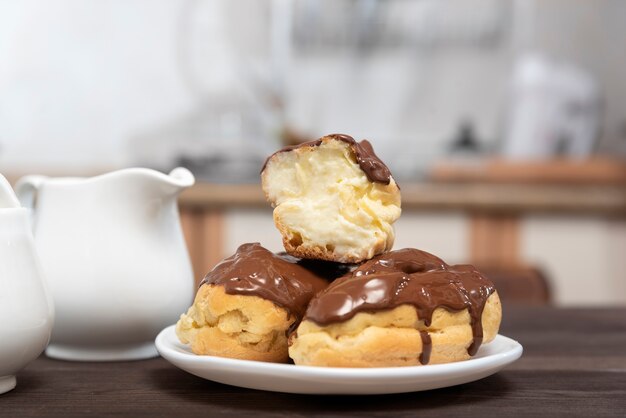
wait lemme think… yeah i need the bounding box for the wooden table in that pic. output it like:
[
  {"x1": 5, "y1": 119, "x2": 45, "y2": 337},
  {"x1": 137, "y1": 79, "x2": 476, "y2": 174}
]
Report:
[{"x1": 2, "y1": 307, "x2": 625, "y2": 417}]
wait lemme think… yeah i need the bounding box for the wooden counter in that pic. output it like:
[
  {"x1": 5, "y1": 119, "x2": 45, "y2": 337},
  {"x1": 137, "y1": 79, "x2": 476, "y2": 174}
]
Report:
[
  {"x1": 6, "y1": 169, "x2": 625, "y2": 215},
  {"x1": 179, "y1": 181, "x2": 626, "y2": 215}
]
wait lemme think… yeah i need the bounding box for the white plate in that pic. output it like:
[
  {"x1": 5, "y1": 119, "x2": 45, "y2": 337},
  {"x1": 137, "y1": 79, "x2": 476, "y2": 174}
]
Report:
[{"x1": 155, "y1": 325, "x2": 522, "y2": 395}]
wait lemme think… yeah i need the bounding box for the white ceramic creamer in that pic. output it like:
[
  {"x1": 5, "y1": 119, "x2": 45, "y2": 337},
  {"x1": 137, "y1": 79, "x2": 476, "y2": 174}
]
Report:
[
  {"x1": 0, "y1": 174, "x2": 53, "y2": 394},
  {"x1": 15, "y1": 168, "x2": 195, "y2": 361}
]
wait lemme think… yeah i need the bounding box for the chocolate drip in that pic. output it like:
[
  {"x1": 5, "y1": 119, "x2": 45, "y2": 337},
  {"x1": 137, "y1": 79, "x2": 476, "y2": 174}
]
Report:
[
  {"x1": 200, "y1": 243, "x2": 329, "y2": 320},
  {"x1": 419, "y1": 331, "x2": 432, "y2": 365},
  {"x1": 303, "y1": 249, "x2": 495, "y2": 357},
  {"x1": 261, "y1": 134, "x2": 393, "y2": 185}
]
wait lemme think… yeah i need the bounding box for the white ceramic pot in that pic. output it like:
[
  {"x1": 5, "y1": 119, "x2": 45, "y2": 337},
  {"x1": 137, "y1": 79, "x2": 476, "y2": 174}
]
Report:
[
  {"x1": 15, "y1": 168, "x2": 195, "y2": 361},
  {"x1": 0, "y1": 174, "x2": 53, "y2": 394}
]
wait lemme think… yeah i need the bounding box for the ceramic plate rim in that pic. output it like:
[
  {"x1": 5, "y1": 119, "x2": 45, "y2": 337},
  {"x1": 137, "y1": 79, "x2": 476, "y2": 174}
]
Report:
[{"x1": 155, "y1": 325, "x2": 522, "y2": 381}]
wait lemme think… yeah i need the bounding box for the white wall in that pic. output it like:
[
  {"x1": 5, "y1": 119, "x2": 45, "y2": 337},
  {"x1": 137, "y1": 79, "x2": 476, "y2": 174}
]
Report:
[
  {"x1": 393, "y1": 212, "x2": 468, "y2": 264},
  {"x1": 3, "y1": 0, "x2": 624, "y2": 174},
  {"x1": 521, "y1": 215, "x2": 626, "y2": 306},
  {"x1": 224, "y1": 208, "x2": 283, "y2": 254},
  {"x1": 0, "y1": 0, "x2": 193, "y2": 170}
]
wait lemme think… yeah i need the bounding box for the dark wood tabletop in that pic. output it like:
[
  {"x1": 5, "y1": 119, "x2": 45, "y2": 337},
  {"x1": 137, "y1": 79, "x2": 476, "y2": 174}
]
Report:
[{"x1": 2, "y1": 306, "x2": 625, "y2": 417}]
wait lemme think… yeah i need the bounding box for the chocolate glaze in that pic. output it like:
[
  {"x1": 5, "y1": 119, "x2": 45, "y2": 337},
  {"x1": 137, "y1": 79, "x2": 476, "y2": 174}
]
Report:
[
  {"x1": 200, "y1": 243, "x2": 329, "y2": 321},
  {"x1": 261, "y1": 134, "x2": 393, "y2": 185},
  {"x1": 419, "y1": 331, "x2": 432, "y2": 365},
  {"x1": 303, "y1": 249, "x2": 496, "y2": 361}
]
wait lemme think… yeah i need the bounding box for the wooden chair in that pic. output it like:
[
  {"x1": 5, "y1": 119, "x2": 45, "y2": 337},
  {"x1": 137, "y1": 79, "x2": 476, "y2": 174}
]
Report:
[{"x1": 477, "y1": 265, "x2": 551, "y2": 305}]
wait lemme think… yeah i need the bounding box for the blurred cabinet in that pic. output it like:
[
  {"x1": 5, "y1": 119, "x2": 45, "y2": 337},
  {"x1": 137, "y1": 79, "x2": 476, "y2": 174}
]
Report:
[{"x1": 179, "y1": 181, "x2": 626, "y2": 306}]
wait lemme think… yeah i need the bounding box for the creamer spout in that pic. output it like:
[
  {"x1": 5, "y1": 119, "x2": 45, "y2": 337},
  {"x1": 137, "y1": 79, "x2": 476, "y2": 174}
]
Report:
[
  {"x1": 126, "y1": 167, "x2": 195, "y2": 197},
  {"x1": 167, "y1": 167, "x2": 195, "y2": 189}
]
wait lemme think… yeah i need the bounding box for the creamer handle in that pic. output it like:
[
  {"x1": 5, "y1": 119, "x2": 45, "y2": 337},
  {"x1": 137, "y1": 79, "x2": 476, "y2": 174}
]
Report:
[
  {"x1": 14, "y1": 175, "x2": 47, "y2": 210},
  {"x1": 0, "y1": 174, "x2": 20, "y2": 208}
]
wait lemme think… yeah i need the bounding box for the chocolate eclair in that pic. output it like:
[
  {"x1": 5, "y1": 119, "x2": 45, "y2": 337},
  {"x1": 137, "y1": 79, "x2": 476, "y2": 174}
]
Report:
[
  {"x1": 261, "y1": 134, "x2": 401, "y2": 264},
  {"x1": 288, "y1": 248, "x2": 502, "y2": 367},
  {"x1": 176, "y1": 243, "x2": 329, "y2": 363}
]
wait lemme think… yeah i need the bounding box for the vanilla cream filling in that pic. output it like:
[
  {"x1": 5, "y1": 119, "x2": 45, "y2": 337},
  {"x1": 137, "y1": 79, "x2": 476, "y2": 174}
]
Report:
[{"x1": 263, "y1": 140, "x2": 401, "y2": 260}]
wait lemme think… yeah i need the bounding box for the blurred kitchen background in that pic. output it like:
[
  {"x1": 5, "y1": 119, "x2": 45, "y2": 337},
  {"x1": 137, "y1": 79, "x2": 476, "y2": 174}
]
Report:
[{"x1": 1, "y1": 0, "x2": 625, "y2": 306}]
